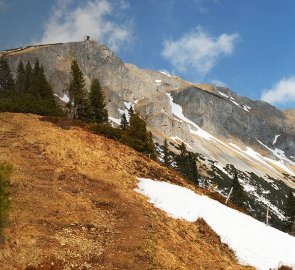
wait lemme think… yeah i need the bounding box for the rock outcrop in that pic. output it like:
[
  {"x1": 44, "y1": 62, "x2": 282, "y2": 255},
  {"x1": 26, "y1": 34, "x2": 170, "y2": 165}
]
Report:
[{"x1": 1, "y1": 41, "x2": 295, "y2": 187}]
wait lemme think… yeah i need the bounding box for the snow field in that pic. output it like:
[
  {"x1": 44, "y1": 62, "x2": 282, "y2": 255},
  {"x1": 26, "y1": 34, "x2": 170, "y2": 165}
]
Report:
[{"x1": 136, "y1": 178, "x2": 295, "y2": 270}]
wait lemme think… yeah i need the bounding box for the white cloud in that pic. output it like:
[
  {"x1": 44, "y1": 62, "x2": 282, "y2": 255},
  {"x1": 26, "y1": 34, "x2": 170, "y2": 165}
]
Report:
[
  {"x1": 38, "y1": 0, "x2": 132, "y2": 52},
  {"x1": 162, "y1": 27, "x2": 239, "y2": 77},
  {"x1": 261, "y1": 77, "x2": 295, "y2": 105}
]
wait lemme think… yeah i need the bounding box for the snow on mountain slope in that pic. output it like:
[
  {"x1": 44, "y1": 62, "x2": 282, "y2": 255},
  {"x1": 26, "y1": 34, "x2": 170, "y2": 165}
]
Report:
[
  {"x1": 167, "y1": 92, "x2": 295, "y2": 181},
  {"x1": 136, "y1": 178, "x2": 295, "y2": 270}
]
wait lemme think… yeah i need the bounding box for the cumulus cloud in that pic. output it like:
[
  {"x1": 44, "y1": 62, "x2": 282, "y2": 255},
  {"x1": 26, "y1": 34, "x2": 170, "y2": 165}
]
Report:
[
  {"x1": 37, "y1": 0, "x2": 132, "y2": 52},
  {"x1": 261, "y1": 77, "x2": 295, "y2": 105},
  {"x1": 161, "y1": 27, "x2": 239, "y2": 77}
]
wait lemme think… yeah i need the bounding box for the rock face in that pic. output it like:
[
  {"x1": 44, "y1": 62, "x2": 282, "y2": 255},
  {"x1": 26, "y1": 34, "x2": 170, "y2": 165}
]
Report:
[
  {"x1": 171, "y1": 86, "x2": 294, "y2": 155},
  {"x1": 1, "y1": 41, "x2": 295, "y2": 186}
]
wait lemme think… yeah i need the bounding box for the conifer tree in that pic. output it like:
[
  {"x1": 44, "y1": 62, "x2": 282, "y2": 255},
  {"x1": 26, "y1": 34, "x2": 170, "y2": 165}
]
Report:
[
  {"x1": 284, "y1": 189, "x2": 295, "y2": 232},
  {"x1": 187, "y1": 152, "x2": 199, "y2": 184},
  {"x1": 175, "y1": 142, "x2": 187, "y2": 176},
  {"x1": 163, "y1": 138, "x2": 171, "y2": 166},
  {"x1": 124, "y1": 113, "x2": 148, "y2": 152},
  {"x1": 88, "y1": 78, "x2": 108, "y2": 123},
  {"x1": 29, "y1": 59, "x2": 41, "y2": 97},
  {"x1": 147, "y1": 131, "x2": 157, "y2": 160},
  {"x1": 15, "y1": 60, "x2": 26, "y2": 94},
  {"x1": 68, "y1": 59, "x2": 87, "y2": 119},
  {"x1": 24, "y1": 62, "x2": 32, "y2": 93},
  {"x1": 120, "y1": 113, "x2": 128, "y2": 130},
  {"x1": 0, "y1": 56, "x2": 15, "y2": 92},
  {"x1": 128, "y1": 105, "x2": 134, "y2": 117},
  {"x1": 230, "y1": 171, "x2": 245, "y2": 207}
]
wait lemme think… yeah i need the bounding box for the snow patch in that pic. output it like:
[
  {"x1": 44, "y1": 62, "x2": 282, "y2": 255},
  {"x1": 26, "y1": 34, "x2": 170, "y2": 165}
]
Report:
[
  {"x1": 166, "y1": 93, "x2": 212, "y2": 141},
  {"x1": 54, "y1": 94, "x2": 70, "y2": 103},
  {"x1": 108, "y1": 116, "x2": 121, "y2": 125},
  {"x1": 218, "y1": 91, "x2": 229, "y2": 98},
  {"x1": 136, "y1": 178, "x2": 295, "y2": 270},
  {"x1": 155, "y1": 79, "x2": 162, "y2": 86},
  {"x1": 273, "y1": 134, "x2": 281, "y2": 145},
  {"x1": 170, "y1": 136, "x2": 192, "y2": 149},
  {"x1": 159, "y1": 70, "x2": 172, "y2": 77},
  {"x1": 243, "y1": 105, "x2": 251, "y2": 112}
]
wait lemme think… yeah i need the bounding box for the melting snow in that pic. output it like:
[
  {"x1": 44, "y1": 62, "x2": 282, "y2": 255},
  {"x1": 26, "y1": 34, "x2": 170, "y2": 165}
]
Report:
[
  {"x1": 136, "y1": 178, "x2": 295, "y2": 270},
  {"x1": 108, "y1": 116, "x2": 121, "y2": 125},
  {"x1": 170, "y1": 136, "x2": 192, "y2": 149},
  {"x1": 273, "y1": 134, "x2": 281, "y2": 145},
  {"x1": 257, "y1": 140, "x2": 295, "y2": 175},
  {"x1": 155, "y1": 79, "x2": 162, "y2": 86},
  {"x1": 243, "y1": 105, "x2": 251, "y2": 112},
  {"x1": 218, "y1": 91, "x2": 229, "y2": 98},
  {"x1": 54, "y1": 94, "x2": 70, "y2": 103},
  {"x1": 217, "y1": 92, "x2": 250, "y2": 112},
  {"x1": 160, "y1": 70, "x2": 172, "y2": 77},
  {"x1": 166, "y1": 93, "x2": 212, "y2": 141}
]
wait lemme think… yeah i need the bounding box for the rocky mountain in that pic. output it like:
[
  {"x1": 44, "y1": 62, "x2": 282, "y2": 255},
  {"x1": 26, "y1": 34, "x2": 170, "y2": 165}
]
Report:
[{"x1": 1, "y1": 40, "x2": 295, "y2": 229}]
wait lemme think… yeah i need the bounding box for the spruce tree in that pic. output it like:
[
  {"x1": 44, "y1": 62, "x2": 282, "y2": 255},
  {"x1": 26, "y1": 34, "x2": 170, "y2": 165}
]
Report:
[
  {"x1": 147, "y1": 131, "x2": 157, "y2": 160},
  {"x1": 128, "y1": 105, "x2": 134, "y2": 117},
  {"x1": 88, "y1": 78, "x2": 108, "y2": 123},
  {"x1": 284, "y1": 189, "x2": 295, "y2": 232},
  {"x1": 230, "y1": 171, "x2": 245, "y2": 207},
  {"x1": 175, "y1": 142, "x2": 187, "y2": 176},
  {"x1": 187, "y1": 152, "x2": 199, "y2": 184},
  {"x1": 120, "y1": 113, "x2": 128, "y2": 130},
  {"x1": 24, "y1": 62, "x2": 32, "y2": 93},
  {"x1": 68, "y1": 59, "x2": 87, "y2": 119},
  {"x1": 29, "y1": 59, "x2": 41, "y2": 97},
  {"x1": 120, "y1": 113, "x2": 152, "y2": 154},
  {"x1": 163, "y1": 138, "x2": 171, "y2": 166},
  {"x1": 0, "y1": 56, "x2": 15, "y2": 92},
  {"x1": 15, "y1": 60, "x2": 26, "y2": 94}
]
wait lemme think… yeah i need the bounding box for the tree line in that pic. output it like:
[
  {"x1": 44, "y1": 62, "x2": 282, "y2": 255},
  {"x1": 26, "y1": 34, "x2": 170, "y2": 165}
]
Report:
[{"x1": 0, "y1": 56, "x2": 61, "y2": 115}]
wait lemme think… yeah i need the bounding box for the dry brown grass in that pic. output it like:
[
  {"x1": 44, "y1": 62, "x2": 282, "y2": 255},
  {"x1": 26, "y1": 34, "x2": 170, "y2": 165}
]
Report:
[{"x1": 0, "y1": 113, "x2": 255, "y2": 269}]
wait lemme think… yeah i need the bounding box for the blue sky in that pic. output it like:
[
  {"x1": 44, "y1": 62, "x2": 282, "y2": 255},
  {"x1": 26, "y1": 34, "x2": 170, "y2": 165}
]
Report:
[{"x1": 1, "y1": 0, "x2": 295, "y2": 109}]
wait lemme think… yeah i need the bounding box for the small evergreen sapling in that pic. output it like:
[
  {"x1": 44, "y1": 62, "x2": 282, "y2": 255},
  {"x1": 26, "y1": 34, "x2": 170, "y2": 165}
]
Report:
[{"x1": 120, "y1": 113, "x2": 128, "y2": 130}]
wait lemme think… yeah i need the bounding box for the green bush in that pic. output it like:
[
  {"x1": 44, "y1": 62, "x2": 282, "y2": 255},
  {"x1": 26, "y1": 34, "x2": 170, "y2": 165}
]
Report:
[{"x1": 0, "y1": 163, "x2": 12, "y2": 236}]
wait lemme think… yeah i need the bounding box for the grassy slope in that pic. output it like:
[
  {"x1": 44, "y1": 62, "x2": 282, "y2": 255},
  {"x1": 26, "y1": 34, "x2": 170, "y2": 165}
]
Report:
[{"x1": 0, "y1": 113, "x2": 254, "y2": 270}]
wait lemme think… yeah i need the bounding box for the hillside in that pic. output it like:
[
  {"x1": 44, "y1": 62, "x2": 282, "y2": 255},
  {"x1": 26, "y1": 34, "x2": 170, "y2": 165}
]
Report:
[
  {"x1": 1, "y1": 40, "x2": 294, "y2": 230},
  {"x1": 0, "y1": 113, "x2": 256, "y2": 270}
]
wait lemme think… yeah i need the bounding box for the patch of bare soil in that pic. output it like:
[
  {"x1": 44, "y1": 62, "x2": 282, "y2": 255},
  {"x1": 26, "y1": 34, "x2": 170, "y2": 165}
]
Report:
[{"x1": 0, "y1": 113, "x2": 254, "y2": 269}]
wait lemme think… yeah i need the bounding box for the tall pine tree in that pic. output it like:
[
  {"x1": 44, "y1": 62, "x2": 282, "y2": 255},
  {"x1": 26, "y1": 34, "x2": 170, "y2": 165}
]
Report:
[
  {"x1": 147, "y1": 131, "x2": 157, "y2": 160},
  {"x1": 175, "y1": 142, "x2": 187, "y2": 176},
  {"x1": 163, "y1": 138, "x2": 171, "y2": 166},
  {"x1": 68, "y1": 59, "x2": 87, "y2": 119},
  {"x1": 88, "y1": 78, "x2": 108, "y2": 123},
  {"x1": 15, "y1": 60, "x2": 26, "y2": 94},
  {"x1": 187, "y1": 152, "x2": 199, "y2": 184},
  {"x1": 24, "y1": 62, "x2": 32, "y2": 93},
  {"x1": 0, "y1": 56, "x2": 15, "y2": 92}
]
